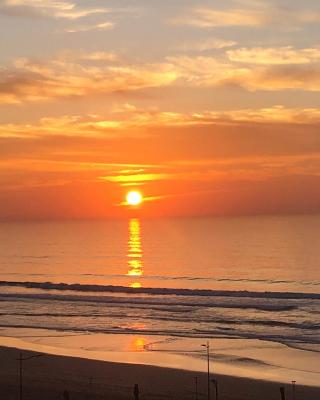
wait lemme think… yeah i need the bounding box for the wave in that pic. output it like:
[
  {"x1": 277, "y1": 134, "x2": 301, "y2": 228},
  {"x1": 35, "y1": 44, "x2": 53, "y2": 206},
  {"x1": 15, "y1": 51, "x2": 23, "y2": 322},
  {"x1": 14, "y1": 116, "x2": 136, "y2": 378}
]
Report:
[
  {"x1": 1, "y1": 280, "x2": 319, "y2": 350},
  {"x1": 0, "y1": 280, "x2": 319, "y2": 299},
  {"x1": 0, "y1": 292, "x2": 297, "y2": 312},
  {"x1": 1, "y1": 322, "x2": 319, "y2": 347},
  {"x1": 0, "y1": 311, "x2": 318, "y2": 331},
  {"x1": 1, "y1": 273, "x2": 319, "y2": 287}
]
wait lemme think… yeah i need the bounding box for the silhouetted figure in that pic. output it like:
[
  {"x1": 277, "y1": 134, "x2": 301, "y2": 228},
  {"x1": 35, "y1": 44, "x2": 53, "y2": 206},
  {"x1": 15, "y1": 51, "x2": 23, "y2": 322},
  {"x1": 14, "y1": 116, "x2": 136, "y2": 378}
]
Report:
[
  {"x1": 63, "y1": 390, "x2": 70, "y2": 400},
  {"x1": 133, "y1": 384, "x2": 140, "y2": 400},
  {"x1": 280, "y1": 387, "x2": 286, "y2": 400}
]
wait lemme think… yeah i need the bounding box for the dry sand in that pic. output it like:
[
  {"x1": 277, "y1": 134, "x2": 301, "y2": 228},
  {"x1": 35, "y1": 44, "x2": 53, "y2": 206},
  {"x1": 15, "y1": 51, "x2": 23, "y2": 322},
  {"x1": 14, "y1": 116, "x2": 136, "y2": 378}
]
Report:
[{"x1": 0, "y1": 346, "x2": 319, "y2": 400}]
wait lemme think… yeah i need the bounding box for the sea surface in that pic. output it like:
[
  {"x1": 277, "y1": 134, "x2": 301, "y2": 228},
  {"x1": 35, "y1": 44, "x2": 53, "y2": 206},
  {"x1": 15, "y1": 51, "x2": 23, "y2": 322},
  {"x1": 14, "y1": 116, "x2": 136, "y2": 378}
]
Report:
[{"x1": 0, "y1": 214, "x2": 319, "y2": 350}]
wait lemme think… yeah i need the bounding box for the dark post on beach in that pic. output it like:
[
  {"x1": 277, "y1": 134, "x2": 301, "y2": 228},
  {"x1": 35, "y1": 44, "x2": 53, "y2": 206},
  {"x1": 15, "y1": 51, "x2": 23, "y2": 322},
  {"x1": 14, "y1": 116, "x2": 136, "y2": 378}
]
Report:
[
  {"x1": 292, "y1": 380, "x2": 296, "y2": 400},
  {"x1": 194, "y1": 376, "x2": 198, "y2": 400},
  {"x1": 280, "y1": 386, "x2": 286, "y2": 400},
  {"x1": 17, "y1": 352, "x2": 44, "y2": 400},
  {"x1": 211, "y1": 378, "x2": 218, "y2": 400},
  {"x1": 201, "y1": 341, "x2": 210, "y2": 400},
  {"x1": 18, "y1": 352, "x2": 22, "y2": 400},
  {"x1": 134, "y1": 383, "x2": 140, "y2": 400}
]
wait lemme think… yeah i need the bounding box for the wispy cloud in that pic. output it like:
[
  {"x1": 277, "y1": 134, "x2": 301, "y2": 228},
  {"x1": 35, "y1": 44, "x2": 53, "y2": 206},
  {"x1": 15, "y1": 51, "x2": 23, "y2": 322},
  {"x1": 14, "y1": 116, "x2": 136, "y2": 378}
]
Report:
[
  {"x1": 1, "y1": 106, "x2": 319, "y2": 139},
  {"x1": 171, "y1": 7, "x2": 267, "y2": 28},
  {"x1": 0, "y1": 0, "x2": 108, "y2": 20},
  {"x1": 171, "y1": 3, "x2": 320, "y2": 29},
  {"x1": 167, "y1": 55, "x2": 320, "y2": 91},
  {"x1": 1, "y1": 47, "x2": 320, "y2": 106},
  {"x1": 78, "y1": 52, "x2": 118, "y2": 62},
  {"x1": 101, "y1": 172, "x2": 169, "y2": 184},
  {"x1": 0, "y1": 54, "x2": 177, "y2": 104},
  {"x1": 227, "y1": 47, "x2": 320, "y2": 65},
  {"x1": 175, "y1": 38, "x2": 237, "y2": 52},
  {"x1": 65, "y1": 21, "x2": 114, "y2": 33},
  {"x1": 110, "y1": 104, "x2": 320, "y2": 126},
  {"x1": 2, "y1": 151, "x2": 319, "y2": 196}
]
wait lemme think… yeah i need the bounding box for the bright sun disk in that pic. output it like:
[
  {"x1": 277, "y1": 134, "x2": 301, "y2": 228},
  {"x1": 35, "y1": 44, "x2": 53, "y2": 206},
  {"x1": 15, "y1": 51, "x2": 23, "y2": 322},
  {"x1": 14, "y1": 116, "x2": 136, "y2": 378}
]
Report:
[{"x1": 126, "y1": 191, "x2": 143, "y2": 206}]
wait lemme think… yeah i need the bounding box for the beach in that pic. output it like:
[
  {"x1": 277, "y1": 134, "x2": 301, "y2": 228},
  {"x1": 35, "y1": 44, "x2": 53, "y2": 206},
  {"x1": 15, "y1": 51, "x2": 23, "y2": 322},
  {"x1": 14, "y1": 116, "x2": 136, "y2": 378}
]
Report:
[{"x1": 1, "y1": 344, "x2": 319, "y2": 400}]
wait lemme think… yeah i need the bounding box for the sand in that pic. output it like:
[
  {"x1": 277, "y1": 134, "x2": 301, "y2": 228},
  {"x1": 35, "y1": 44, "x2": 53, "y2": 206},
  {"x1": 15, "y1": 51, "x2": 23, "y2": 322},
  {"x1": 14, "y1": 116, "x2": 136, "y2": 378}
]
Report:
[{"x1": 0, "y1": 346, "x2": 319, "y2": 400}]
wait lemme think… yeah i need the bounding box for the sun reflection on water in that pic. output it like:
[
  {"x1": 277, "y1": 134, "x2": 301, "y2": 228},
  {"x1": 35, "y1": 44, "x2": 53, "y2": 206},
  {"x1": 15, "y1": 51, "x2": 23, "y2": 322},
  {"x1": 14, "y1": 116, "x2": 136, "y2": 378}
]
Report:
[
  {"x1": 132, "y1": 337, "x2": 146, "y2": 351},
  {"x1": 130, "y1": 282, "x2": 142, "y2": 288},
  {"x1": 127, "y1": 218, "x2": 143, "y2": 287},
  {"x1": 122, "y1": 336, "x2": 147, "y2": 352}
]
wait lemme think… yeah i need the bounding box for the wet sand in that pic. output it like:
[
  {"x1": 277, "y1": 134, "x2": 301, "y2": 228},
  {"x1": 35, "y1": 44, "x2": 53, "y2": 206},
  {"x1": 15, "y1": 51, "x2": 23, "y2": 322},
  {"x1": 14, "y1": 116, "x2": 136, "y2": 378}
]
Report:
[
  {"x1": 0, "y1": 345, "x2": 319, "y2": 400},
  {"x1": 1, "y1": 329, "x2": 319, "y2": 387}
]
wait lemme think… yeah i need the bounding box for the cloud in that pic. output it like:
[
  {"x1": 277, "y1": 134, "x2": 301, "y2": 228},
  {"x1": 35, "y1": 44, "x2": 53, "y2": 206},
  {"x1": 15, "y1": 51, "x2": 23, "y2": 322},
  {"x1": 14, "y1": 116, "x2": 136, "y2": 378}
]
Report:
[
  {"x1": 1, "y1": 106, "x2": 319, "y2": 140},
  {"x1": 215, "y1": 105, "x2": 320, "y2": 124},
  {"x1": 1, "y1": 47, "x2": 320, "y2": 106},
  {"x1": 100, "y1": 153, "x2": 320, "y2": 189},
  {"x1": 171, "y1": 7, "x2": 267, "y2": 28},
  {"x1": 175, "y1": 38, "x2": 237, "y2": 52},
  {"x1": 64, "y1": 21, "x2": 114, "y2": 33},
  {"x1": 167, "y1": 55, "x2": 246, "y2": 86},
  {"x1": 77, "y1": 52, "x2": 118, "y2": 62},
  {"x1": 167, "y1": 55, "x2": 320, "y2": 91},
  {"x1": 0, "y1": 114, "x2": 131, "y2": 138},
  {"x1": 1, "y1": 142, "x2": 319, "y2": 217},
  {"x1": 250, "y1": 64, "x2": 320, "y2": 91},
  {"x1": 171, "y1": 3, "x2": 320, "y2": 29},
  {"x1": 227, "y1": 47, "x2": 320, "y2": 65},
  {"x1": 0, "y1": 0, "x2": 108, "y2": 20},
  {"x1": 101, "y1": 172, "x2": 169, "y2": 184},
  {"x1": 110, "y1": 104, "x2": 320, "y2": 126},
  {"x1": 0, "y1": 54, "x2": 178, "y2": 104}
]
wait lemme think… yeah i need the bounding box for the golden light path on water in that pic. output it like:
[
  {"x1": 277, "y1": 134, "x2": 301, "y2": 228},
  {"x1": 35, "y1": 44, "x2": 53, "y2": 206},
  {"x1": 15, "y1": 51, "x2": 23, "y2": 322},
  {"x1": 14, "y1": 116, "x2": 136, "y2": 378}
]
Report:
[
  {"x1": 127, "y1": 218, "x2": 143, "y2": 288},
  {"x1": 126, "y1": 218, "x2": 148, "y2": 351}
]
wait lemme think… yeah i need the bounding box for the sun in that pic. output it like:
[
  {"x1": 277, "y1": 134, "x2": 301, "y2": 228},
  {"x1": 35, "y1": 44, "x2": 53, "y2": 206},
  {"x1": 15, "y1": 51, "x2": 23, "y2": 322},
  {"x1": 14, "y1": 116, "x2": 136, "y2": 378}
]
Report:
[{"x1": 126, "y1": 191, "x2": 143, "y2": 206}]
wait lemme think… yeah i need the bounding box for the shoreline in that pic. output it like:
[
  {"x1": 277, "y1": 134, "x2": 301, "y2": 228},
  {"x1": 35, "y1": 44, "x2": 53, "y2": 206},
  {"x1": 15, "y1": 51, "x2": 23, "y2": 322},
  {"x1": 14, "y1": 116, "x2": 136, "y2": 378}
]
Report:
[
  {"x1": 0, "y1": 344, "x2": 320, "y2": 400},
  {"x1": 0, "y1": 328, "x2": 319, "y2": 394}
]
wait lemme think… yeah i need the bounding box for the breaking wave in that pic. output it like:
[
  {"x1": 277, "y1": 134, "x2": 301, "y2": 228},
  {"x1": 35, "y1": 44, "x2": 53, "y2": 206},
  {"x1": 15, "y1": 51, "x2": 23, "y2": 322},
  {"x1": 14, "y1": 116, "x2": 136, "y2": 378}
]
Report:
[{"x1": 0, "y1": 280, "x2": 319, "y2": 299}]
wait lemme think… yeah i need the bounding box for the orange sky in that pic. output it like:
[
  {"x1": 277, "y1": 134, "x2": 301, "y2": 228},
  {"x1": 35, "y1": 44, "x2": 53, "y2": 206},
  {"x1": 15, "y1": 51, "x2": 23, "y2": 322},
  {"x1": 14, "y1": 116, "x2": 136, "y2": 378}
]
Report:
[{"x1": 0, "y1": 1, "x2": 319, "y2": 220}]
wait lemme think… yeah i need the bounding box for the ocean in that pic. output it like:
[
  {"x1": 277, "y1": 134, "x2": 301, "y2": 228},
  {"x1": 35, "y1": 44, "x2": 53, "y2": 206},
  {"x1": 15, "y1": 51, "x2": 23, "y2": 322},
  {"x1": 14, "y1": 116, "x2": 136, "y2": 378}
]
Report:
[{"x1": 0, "y1": 214, "x2": 319, "y2": 383}]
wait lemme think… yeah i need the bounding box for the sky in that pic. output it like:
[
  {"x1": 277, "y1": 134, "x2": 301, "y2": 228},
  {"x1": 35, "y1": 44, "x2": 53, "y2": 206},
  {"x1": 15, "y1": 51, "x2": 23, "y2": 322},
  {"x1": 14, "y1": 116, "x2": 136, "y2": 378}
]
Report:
[{"x1": 0, "y1": 0, "x2": 319, "y2": 219}]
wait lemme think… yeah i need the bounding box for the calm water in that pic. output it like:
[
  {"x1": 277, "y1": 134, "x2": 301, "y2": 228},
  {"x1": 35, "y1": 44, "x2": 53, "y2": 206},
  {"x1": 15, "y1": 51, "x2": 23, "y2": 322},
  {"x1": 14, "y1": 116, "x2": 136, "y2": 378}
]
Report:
[{"x1": 0, "y1": 215, "x2": 319, "y2": 351}]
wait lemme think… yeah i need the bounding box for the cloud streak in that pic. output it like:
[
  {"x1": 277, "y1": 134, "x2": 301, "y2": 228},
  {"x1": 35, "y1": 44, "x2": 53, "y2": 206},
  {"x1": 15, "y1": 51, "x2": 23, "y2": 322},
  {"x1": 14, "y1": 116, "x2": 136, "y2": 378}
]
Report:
[
  {"x1": 1, "y1": 105, "x2": 319, "y2": 139},
  {"x1": 171, "y1": 3, "x2": 320, "y2": 29},
  {"x1": 227, "y1": 47, "x2": 320, "y2": 65},
  {"x1": 0, "y1": 0, "x2": 108, "y2": 20},
  {"x1": 0, "y1": 54, "x2": 177, "y2": 104},
  {"x1": 168, "y1": 55, "x2": 320, "y2": 91},
  {"x1": 171, "y1": 7, "x2": 267, "y2": 28},
  {"x1": 174, "y1": 38, "x2": 237, "y2": 52},
  {"x1": 1, "y1": 48, "x2": 320, "y2": 106},
  {"x1": 64, "y1": 21, "x2": 114, "y2": 33}
]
